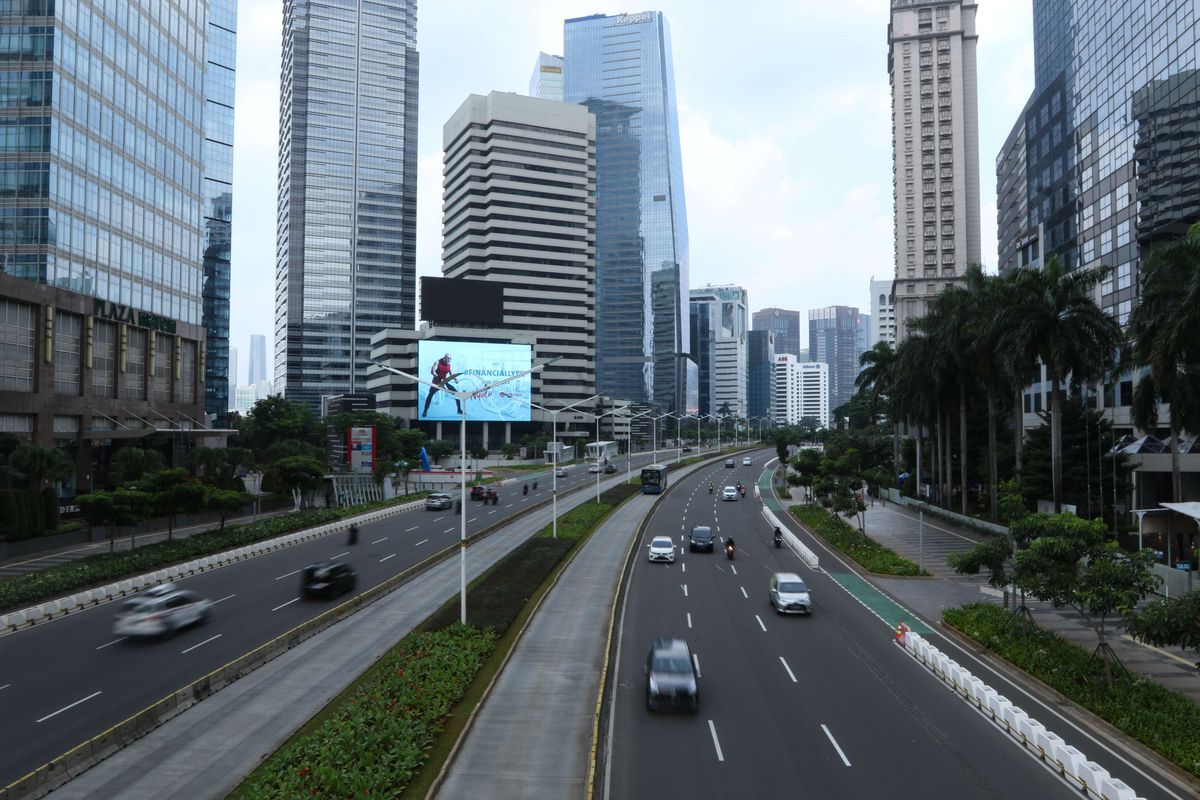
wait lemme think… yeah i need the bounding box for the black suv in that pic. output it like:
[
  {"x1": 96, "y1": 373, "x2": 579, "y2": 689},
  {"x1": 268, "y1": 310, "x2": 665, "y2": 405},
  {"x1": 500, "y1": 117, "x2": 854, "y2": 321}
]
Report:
[
  {"x1": 301, "y1": 560, "x2": 358, "y2": 599},
  {"x1": 645, "y1": 638, "x2": 698, "y2": 712},
  {"x1": 688, "y1": 525, "x2": 714, "y2": 553}
]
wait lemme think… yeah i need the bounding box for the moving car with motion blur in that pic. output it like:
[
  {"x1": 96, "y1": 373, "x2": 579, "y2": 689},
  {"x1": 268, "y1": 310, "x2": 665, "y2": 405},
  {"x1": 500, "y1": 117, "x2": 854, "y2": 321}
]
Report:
[
  {"x1": 425, "y1": 492, "x2": 453, "y2": 510},
  {"x1": 554, "y1": 466, "x2": 568, "y2": 478},
  {"x1": 587, "y1": 463, "x2": 602, "y2": 473},
  {"x1": 742, "y1": 457, "x2": 753, "y2": 466},
  {"x1": 724, "y1": 458, "x2": 735, "y2": 468},
  {"x1": 647, "y1": 536, "x2": 676, "y2": 563},
  {"x1": 301, "y1": 560, "x2": 358, "y2": 600},
  {"x1": 113, "y1": 583, "x2": 211, "y2": 638},
  {"x1": 769, "y1": 572, "x2": 812, "y2": 614},
  {"x1": 645, "y1": 638, "x2": 699, "y2": 712},
  {"x1": 603, "y1": 463, "x2": 617, "y2": 474}
]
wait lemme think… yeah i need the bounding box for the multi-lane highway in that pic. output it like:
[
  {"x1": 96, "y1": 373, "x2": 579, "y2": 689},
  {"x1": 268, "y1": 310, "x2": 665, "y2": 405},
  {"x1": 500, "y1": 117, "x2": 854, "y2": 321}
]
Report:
[
  {"x1": 0, "y1": 452, "x2": 674, "y2": 787},
  {"x1": 604, "y1": 456, "x2": 1177, "y2": 799}
]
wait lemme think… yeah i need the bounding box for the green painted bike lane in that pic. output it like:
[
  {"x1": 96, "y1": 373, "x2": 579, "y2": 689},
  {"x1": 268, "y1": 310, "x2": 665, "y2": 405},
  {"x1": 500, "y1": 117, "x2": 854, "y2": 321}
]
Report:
[{"x1": 759, "y1": 467, "x2": 933, "y2": 635}]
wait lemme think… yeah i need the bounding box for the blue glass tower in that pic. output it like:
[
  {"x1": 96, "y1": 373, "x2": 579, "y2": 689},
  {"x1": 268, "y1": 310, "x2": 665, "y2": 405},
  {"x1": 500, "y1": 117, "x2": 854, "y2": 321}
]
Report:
[{"x1": 564, "y1": 11, "x2": 692, "y2": 411}]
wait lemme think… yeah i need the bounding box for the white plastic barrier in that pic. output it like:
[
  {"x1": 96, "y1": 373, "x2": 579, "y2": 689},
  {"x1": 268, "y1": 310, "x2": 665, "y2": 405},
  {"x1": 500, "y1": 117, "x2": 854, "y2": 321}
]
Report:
[
  {"x1": 1100, "y1": 775, "x2": 1138, "y2": 800},
  {"x1": 759, "y1": 505, "x2": 820, "y2": 569},
  {"x1": 7, "y1": 611, "x2": 25, "y2": 628}
]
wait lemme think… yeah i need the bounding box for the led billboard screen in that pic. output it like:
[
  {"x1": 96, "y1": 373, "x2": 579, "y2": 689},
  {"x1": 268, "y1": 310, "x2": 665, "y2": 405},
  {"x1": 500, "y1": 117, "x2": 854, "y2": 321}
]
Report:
[
  {"x1": 420, "y1": 277, "x2": 506, "y2": 325},
  {"x1": 416, "y1": 340, "x2": 533, "y2": 422}
]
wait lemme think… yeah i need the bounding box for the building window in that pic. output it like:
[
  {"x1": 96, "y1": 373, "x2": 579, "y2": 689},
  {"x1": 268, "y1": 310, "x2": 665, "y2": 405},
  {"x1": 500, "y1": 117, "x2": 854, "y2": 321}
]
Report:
[
  {"x1": 123, "y1": 327, "x2": 146, "y2": 400},
  {"x1": 92, "y1": 320, "x2": 116, "y2": 397},
  {"x1": 54, "y1": 311, "x2": 82, "y2": 395},
  {"x1": 153, "y1": 333, "x2": 172, "y2": 402},
  {"x1": 0, "y1": 413, "x2": 33, "y2": 439},
  {"x1": 0, "y1": 298, "x2": 35, "y2": 392}
]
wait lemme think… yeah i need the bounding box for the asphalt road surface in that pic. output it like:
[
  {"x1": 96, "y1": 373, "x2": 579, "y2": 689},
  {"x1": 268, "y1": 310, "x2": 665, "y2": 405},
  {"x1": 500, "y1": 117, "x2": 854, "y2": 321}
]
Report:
[
  {"x1": 0, "y1": 451, "x2": 678, "y2": 787},
  {"x1": 604, "y1": 457, "x2": 1178, "y2": 800}
]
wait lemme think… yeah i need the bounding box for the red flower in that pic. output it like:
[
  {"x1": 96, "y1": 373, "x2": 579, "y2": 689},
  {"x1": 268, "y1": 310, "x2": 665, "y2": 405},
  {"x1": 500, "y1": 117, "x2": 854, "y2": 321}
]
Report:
[{"x1": 299, "y1": 767, "x2": 310, "y2": 778}]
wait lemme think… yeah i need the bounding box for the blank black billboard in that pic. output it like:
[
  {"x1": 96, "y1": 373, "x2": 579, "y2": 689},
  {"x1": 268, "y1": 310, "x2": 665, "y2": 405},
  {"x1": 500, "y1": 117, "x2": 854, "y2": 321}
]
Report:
[{"x1": 421, "y1": 277, "x2": 505, "y2": 325}]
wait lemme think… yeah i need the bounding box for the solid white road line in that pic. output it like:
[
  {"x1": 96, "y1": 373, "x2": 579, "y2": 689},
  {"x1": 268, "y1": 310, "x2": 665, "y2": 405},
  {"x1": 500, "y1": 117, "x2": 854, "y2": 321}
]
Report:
[
  {"x1": 779, "y1": 656, "x2": 797, "y2": 683},
  {"x1": 331, "y1": 552, "x2": 349, "y2": 560},
  {"x1": 687, "y1": 612, "x2": 693, "y2": 629},
  {"x1": 212, "y1": 594, "x2": 237, "y2": 605},
  {"x1": 372, "y1": 537, "x2": 388, "y2": 544},
  {"x1": 708, "y1": 720, "x2": 725, "y2": 762},
  {"x1": 274, "y1": 569, "x2": 301, "y2": 581},
  {"x1": 755, "y1": 614, "x2": 767, "y2": 632},
  {"x1": 181, "y1": 634, "x2": 222, "y2": 655},
  {"x1": 379, "y1": 554, "x2": 396, "y2": 562},
  {"x1": 740, "y1": 586, "x2": 748, "y2": 599},
  {"x1": 821, "y1": 724, "x2": 852, "y2": 766},
  {"x1": 272, "y1": 598, "x2": 300, "y2": 612},
  {"x1": 692, "y1": 653, "x2": 702, "y2": 677},
  {"x1": 730, "y1": 565, "x2": 738, "y2": 575},
  {"x1": 406, "y1": 526, "x2": 419, "y2": 532},
  {"x1": 95, "y1": 638, "x2": 126, "y2": 651},
  {"x1": 37, "y1": 691, "x2": 101, "y2": 723},
  {"x1": 415, "y1": 539, "x2": 428, "y2": 546}
]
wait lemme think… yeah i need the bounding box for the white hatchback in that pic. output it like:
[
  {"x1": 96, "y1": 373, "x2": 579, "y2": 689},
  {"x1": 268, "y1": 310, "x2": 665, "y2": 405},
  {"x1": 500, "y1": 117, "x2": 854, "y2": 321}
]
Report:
[
  {"x1": 113, "y1": 586, "x2": 212, "y2": 637},
  {"x1": 721, "y1": 486, "x2": 739, "y2": 501},
  {"x1": 647, "y1": 536, "x2": 676, "y2": 563}
]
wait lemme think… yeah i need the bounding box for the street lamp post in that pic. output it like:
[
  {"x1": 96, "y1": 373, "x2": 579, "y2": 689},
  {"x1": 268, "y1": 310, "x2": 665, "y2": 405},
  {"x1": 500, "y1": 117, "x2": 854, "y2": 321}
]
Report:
[
  {"x1": 625, "y1": 408, "x2": 654, "y2": 484},
  {"x1": 546, "y1": 394, "x2": 601, "y2": 539},
  {"x1": 592, "y1": 403, "x2": 630, "y2": 502},
  {"x1": 371, "y1": 357, "x2": 554, "y2": 624},
  {"x1": 651, "y1": 412, "x2": 672, "y2": 464}
]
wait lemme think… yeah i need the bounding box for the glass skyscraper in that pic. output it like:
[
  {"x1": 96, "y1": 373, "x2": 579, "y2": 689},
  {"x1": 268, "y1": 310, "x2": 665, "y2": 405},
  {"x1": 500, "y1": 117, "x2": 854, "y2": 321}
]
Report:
[
  {"x1": 276, "y1": 0, "x2": 419, "y2": 411},
  {"x1": 203, "y1": 0, "x2": 236, "y2": 420},
  {"x1": 564, "y1": 11, "x2": 692, "y2": 411}
]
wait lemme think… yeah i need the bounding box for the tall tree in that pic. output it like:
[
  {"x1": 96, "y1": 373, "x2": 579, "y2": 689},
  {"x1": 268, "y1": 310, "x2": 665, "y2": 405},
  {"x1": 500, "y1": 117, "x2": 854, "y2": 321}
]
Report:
[
  {"x1": 1005, "y1": 257, "x2": 1122, "y2": 512},
  {"x1": 7, "y1": 445, "x2": 71, "y2": 490},
  {"x1": 856, "y1": 341, "x2": 900, "y2": 479}
]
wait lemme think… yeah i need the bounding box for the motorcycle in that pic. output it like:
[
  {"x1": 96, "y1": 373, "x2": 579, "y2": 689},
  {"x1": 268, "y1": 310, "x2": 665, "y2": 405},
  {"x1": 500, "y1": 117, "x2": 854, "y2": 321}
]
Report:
[
  {"x1": 708, "y1": 483, "x2": 713, "y2": 494},
  {"x1": 347, "y1": 525, "x2": 359, "y2": 545},
  {"x1": 523, "y1": 484, "x2": 529, "y2": 496},
  {"x1": 773, "y1": 528, "x2": 783, "y2": 549},
  {"x1": 725, "y1": 542, "x2": 735, "y2": 560},
  {"x1": 739, "y1": 486, "x2": 746, "y2": 498}
]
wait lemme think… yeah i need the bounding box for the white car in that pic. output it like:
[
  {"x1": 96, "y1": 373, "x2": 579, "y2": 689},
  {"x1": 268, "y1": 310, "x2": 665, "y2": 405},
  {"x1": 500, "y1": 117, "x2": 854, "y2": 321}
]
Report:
[
  {"x1": 721, "y1": 486, "x2": 739, "y2": 501},
  {"x1": 113, "y1": 584, "x2": 212, "y2": 637},
  {"x1": 769, "y1": 572, "x2": 812, "y2": 614},
  {"x1": 587, "y1": 463, "x2": 602, "y2": 473},
  {"x1": 647, "y1": 536, "x2": 676, "y2": 563},
  {"x1": 554, "y1": 467, "x2": 568, "y2": 478},
  {"x1": 742, "y1": 457, "x2": 752, "y2": 466}
]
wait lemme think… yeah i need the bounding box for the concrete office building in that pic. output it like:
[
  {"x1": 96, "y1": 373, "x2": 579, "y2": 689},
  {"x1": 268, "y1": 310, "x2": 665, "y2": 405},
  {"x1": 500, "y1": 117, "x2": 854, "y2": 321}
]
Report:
[
  {"x1": 773, "y1": 356, "x2": 829, "y2": 428},
  {"x1": 747, "y1": 329, "x2": 775, "y2": 421},
  {"x1": 689, "y1": 285, "x2": 748, "y2": 418},
  {"x1": 439, "y1": 91, "x2": 596, "y2": 409},
  {"x1": 888, "y1": 0, "x2": 981, "y2": 341},
  {"x1": 529, "y1": 52, "x2": 564, "y2": 102},
  {"x1": 0, "y1": 0, "x2": 228, "y2": 497},
  {"x1": 275, "y1": 0, "x2": 419, "y2": 412},
  {"x1": 808, "y1": 306, "x2": 862, "y2": 416},
  {"x1": 752, "y1": 307, "x2": 801, "y2": 359},
  {"x1": 997, "y1": 0, "x2": 1200, "y2": 513},
  {"x1": 869, "y1": 277, "x2": 897, "y2": 347},
  {"x1": 564, "y1": 11, "x2": 695, "y2": 412}
]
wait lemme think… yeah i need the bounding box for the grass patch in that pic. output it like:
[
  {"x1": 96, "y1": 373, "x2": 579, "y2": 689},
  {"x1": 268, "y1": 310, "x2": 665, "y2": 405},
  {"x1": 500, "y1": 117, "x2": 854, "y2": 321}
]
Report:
[
  {"x1": 0, "y1": 491, "x2": 432, "y2": 614},
  {"x1": 230, "y1": 475, "x2": 641, "y2": 799},
  {"x1": 944, "y1": 603, "x2": 1200, "y2": 777},
  {"x1": 790, "y1": 504, "x2": 925, "y2": 576}
]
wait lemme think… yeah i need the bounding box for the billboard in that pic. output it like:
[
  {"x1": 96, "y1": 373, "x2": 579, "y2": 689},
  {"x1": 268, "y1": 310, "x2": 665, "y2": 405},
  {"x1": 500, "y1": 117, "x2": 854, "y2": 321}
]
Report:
[
  {"x1": 348, "y1": 427, "x2": 375, "y2": 473},
  {"x1": 416, "y1": 340, "x2": 533, "y2": 422},
  {"x1": 421, "y1": 277, "x2": 506, "y2": 325}
]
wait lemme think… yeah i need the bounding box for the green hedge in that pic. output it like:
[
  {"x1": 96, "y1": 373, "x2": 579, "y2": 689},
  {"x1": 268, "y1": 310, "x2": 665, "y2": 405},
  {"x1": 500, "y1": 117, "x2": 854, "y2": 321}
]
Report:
[
  {"x1": 0, "y1": 493, "x2": 429, "y2": 614},
  {"x1": 944, "y1": 603, "x2": 1200, "y2": 777},
  {"x1": 789, "y1": 504, "x2": 924, "y2": 576},
  {"x1": 231, "y1": 625, "x2": 496, "y2": 800}
]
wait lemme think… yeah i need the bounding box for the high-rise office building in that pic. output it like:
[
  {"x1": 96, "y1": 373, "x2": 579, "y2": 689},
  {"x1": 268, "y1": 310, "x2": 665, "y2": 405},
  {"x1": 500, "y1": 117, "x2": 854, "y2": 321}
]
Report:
[
  {"x1": 808, "y1": 306, "x2": 862, "y2": 415},
  {"x1": 202, "y1": 0, "x2": 237, "y2": 422},
  {"x1": 888, "y1": 0, "x2": 981, "y2": 341},
  {"x1": 0, "y1": 0, "x2": 224, "y2": 494},
  {"x1": 529, "y1": 52, "x2": 564, "y2": 101},
  {"x1": 276, "y1": 0, "x2": 419, "y2": 412},
  {"x1": 248, "y1": 334, "x2": 267, "y2": 385},
  {"x1": 747, "y1": 329, "x2": 775, "y2": 421},
  {"x1": 752, "y1": 308, "x2": 801, "y2": 359},
  {"x1": 228, "y1": 346, "x2": 239, "y2": 409},
  {"x1": 869, "y1": 277, "x2": 897, "y2": 347},
  {"x1": 774, "y1": 356, "x2": 829, "y2": 428},
  {"x1": 564, "y1": 11, "x2": 694, "y2": 412},
  {"x1": 997, "y1": 0, "x2": 1200, "y2": 490},
  {"x1": 440, "y1": 91, "x2": 596, "y2": 408},
  {"x1": 689, "y1": 285, "x2": 748, "y2": 418},
  {"x1": 856, "y1": 313, "x2": 871, "y2": 362}
]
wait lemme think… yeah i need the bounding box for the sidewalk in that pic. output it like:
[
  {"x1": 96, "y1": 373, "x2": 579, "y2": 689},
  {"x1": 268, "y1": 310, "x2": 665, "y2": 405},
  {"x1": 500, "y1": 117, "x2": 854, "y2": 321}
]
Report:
[{"x1": 787, "y1": 489, "x2": 1200, "y2": 706}]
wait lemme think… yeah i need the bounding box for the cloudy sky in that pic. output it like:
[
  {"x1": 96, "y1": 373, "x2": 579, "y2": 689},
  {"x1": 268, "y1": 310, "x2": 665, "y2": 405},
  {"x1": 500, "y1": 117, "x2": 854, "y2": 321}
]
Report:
[{"x1": 229, "y1": 0, "x2": 1034, "y2": 384}]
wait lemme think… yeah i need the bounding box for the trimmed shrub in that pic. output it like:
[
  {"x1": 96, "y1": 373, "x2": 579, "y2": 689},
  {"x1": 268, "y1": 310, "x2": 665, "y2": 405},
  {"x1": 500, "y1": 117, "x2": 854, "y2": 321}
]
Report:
[{"x1": 790, "y1": 504, "x2": 924, "y2": 576}]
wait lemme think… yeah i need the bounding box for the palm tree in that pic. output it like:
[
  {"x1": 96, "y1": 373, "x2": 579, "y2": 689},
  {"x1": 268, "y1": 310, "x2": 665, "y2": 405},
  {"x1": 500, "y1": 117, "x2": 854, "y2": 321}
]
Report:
[
  {"x1": 857, "y1": 341, "x2": 899, "y2": 479},
  {"x1": 893, "y1": 333, "x2": 945, "y2": 502},
  {"x1": 1145, "y1": 221, "x2": 1200, "y2": 366},
  {"x1": 1126, "y1": 229, "x2": 1200, "y2": 503},
  {"x1": 1005, "y1": 256, "x2": 1122, "y2": 512}
]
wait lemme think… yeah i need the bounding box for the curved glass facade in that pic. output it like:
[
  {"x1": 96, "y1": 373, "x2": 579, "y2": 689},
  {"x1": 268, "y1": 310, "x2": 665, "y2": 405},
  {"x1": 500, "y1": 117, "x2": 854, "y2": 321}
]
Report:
[
  {"x1": 275, "y1": 0, "x2": 419, "y2": 411},
  {"x1": 564, "y1": 11, "x2": 691, "y2": 410},
  {"x1": 0, "y1": 0, "x2": 207, "y2": 325}
]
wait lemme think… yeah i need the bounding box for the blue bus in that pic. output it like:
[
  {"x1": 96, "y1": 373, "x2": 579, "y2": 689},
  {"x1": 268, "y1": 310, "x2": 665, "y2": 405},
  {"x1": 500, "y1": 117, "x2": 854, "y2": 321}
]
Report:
[{"x1": 640, "y1": 464, "x2": 668, "y2": 494}]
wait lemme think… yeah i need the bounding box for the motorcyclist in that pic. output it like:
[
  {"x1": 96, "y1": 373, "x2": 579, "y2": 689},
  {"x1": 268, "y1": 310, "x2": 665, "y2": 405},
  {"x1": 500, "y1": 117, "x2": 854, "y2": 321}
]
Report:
[
  {"x1": 523, "y1": 483, "x2": 529, "y2": 496},
  {"x1": 725, "y1": 537, "x2": 736, "y2": 559},
  {"x1": 348, "y1": 524, "x2": 359, "y2": 545},
  {"x1": 709, "y1": 482, "x2": 714, "y2": 494},
  {"x1": 773, "y1": 527, "x2": 783, "y2": 548}
]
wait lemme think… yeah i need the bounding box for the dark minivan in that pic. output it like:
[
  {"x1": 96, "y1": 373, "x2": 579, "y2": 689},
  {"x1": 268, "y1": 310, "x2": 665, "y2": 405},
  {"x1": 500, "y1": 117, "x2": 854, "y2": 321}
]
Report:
[
  {"x1": 689, "y1": 525, "x2": 714, "y2": 553},
  {"x1": 645, "y1": 638, "x2": 699, "y2": 712},
  {"x1": 301, "y1": 560, "x2": 358, "y2": 599}
]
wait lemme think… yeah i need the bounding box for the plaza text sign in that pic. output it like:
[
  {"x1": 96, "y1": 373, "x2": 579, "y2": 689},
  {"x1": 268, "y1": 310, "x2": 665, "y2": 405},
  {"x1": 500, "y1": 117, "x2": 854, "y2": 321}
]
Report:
[{"x1": 93, "y1": 300, "x2": 177, "y2": 334}]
